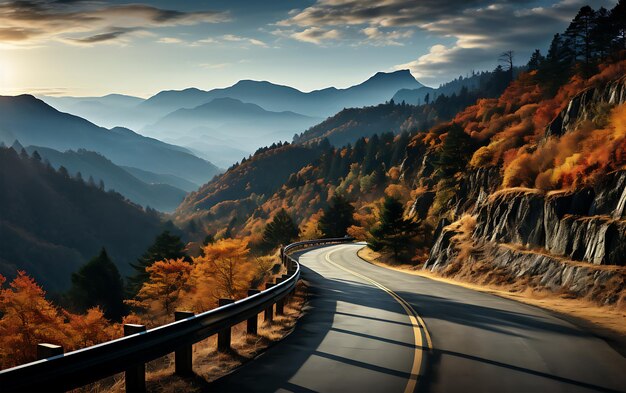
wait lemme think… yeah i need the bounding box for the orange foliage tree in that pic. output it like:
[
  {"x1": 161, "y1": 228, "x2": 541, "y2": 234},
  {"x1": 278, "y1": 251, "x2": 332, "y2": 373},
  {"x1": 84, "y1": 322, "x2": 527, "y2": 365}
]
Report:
[{"x1": 0, "y1": 272, "x2": 116, "y2": 369}]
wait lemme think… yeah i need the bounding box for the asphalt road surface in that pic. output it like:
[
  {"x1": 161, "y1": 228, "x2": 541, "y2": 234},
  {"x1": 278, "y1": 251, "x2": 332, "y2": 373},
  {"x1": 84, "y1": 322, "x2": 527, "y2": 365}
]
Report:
[{"x1": 210, "y1": 243, "x2": 626, "y2": 393}]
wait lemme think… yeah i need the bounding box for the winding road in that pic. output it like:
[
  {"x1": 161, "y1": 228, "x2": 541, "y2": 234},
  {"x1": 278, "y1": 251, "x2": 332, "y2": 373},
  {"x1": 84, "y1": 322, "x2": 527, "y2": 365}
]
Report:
[{"x1": 210, "y1": 243, "x2": 626, "y2": 393}]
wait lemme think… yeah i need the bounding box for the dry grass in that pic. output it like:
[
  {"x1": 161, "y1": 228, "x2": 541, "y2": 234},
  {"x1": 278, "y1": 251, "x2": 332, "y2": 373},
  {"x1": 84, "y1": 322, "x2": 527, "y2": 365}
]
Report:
[
  {"x1": 488, "y1": 187, "x2": 544, "y2": 201},
  {"x1": 357, "y1": 246, "x2": 626, "y2": 343},
  {"x1": 71, "y1": 282, "x2": 307, "y2": 393}
]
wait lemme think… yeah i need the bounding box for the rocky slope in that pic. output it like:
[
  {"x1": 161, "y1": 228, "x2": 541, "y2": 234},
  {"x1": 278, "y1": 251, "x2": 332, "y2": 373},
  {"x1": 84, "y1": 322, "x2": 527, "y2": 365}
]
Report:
[
  {"x1": 547, "y1": 75, "x2": 626, "y2": 137},
  {"x1": 418, "y1": 75, "x2": 626, "y2": 304}
]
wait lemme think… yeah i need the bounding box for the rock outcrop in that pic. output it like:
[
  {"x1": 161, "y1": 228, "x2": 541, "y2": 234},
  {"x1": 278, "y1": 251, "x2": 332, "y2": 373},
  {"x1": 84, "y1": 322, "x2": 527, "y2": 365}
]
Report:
[
  {"x1": 423, "y1": 171, "x2": 626, "y2": 303},
  {"x1": 473, "y1": 171, "x2": 626, "y2": 266},
  {"x1": 547, "y1": 75, "x2": 626, "y2": 137},
  {"x1": 426, "y1": 230, "x2": 624, "y2": 304}
]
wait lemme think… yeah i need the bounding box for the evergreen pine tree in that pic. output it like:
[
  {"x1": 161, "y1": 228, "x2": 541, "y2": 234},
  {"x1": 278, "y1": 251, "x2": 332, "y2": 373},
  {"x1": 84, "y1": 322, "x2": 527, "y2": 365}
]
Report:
[
  {"x1": 127, "y1": 230, "x2": 188, "y2": 295},
  {"x1": 68, "y1": 248, "x2": 126, "y2": 320},
  {"x1": 526, "y1": 49, "x2": 545, "y2": 71},
  {"x1": 31, "y1": 150, "x2": 42, "y2": 162},
  {"x1": 610, "y1": 0, "x2": 626, "y2": 50},
  {"x1": 368, "y1": 196, "x2": 420, "y2": 259},
  {"x1": 435, "y1": 123, "x2": 474, "y2": 177},
  {"x1": 262, "y1": 208, "x2": 299, "y2": 249},
  {"x1": 318, "y1": 194, "x2": 356, "y2": 238}
]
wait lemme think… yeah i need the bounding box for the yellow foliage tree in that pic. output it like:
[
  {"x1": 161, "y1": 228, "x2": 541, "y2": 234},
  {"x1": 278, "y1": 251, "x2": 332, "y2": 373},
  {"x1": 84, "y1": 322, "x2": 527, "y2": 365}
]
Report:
[
  {"x1": 194, "y1": 239, "x2": 253, "y2": 301},
  {"x1": 126, "y1": 258, "x2": 192, "y2": 324}
]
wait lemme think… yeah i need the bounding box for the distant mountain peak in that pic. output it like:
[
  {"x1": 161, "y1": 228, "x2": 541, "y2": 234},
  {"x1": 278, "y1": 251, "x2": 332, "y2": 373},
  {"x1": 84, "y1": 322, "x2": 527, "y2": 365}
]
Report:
[
  {"x1": 11, "y1": 139, "x2": 24, "y2": 151},
  {"x1": 361, "y1": 69, "x2": 422, "y2": 87}
]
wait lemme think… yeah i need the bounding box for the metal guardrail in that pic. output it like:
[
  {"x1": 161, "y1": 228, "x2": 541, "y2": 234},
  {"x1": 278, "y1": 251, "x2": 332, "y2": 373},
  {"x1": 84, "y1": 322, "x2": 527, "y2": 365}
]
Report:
[{"x1": 0, "y1": 237, "x2": 353, "y2": 392}]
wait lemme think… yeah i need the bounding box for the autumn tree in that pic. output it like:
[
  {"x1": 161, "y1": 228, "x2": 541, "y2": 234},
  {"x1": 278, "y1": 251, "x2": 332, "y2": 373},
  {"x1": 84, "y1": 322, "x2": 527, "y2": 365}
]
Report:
[
  {"x1": 0, "y1": 272, "x2": 118, "y2": 369},
  {"x1": 262, "y1": 208, "x2": 299, "y2": 249},
  {"x1": 193, "y1": 239, "x2": 253, "y2": 301},
  {"x1": 127, "y1": 230, "x2": 188, "y2": 296},
  {"x1": 68, "y1": 248, "x2": 126, "y2": 321},
  {"x1": 0, "y1": 272, "x2": 69, "y2": 368},
  {"x1": 65, "y1": 307, "x2": 116, "y2": 348},
  {"x1": 368, "y1": 196, "x2": 420, "y2": 259},
  {"x1": 126, "y1": 258, "x2": 192, "y2": 323},
  {"x1": 318, "y1": 194, "x2": 356, "y2": 238}
]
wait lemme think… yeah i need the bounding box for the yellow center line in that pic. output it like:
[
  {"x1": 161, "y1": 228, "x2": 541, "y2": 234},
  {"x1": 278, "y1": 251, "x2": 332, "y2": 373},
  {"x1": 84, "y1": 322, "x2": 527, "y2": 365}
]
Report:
[{"x1": 324, "y1": 247, "x2": 432, "y2": 393}]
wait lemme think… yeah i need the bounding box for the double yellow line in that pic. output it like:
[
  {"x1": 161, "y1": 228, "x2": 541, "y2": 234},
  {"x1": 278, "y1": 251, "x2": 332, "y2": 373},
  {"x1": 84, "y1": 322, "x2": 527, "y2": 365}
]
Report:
[{"x1": 324, "y1": 247, "x2": 432, "y2": 393}]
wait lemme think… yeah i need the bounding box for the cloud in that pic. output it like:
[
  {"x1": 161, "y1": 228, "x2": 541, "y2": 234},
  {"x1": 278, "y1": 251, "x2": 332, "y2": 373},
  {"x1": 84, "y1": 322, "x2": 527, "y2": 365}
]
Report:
[
  {"x1": 156, "y1": 34, "x2": 269, "y2": 48},
  {"x1": 222, "y1": 34, "x2": 268, "y2": 47},
  {"x1": 361, "y1": 27, "x2": 412, "y2": 46},
  {"x1": 278, "y1": 0, "x2": 516, "y2": 28},
  {"x1": 0, "y1": 27, "x2": 39, "y2": 41},
  {"x1": 276, "y1": 0, "x2": 614, "y2": 83},
  {"x1": 157, "y1": 37, "x2": 184, "y2": 44},
  {"x1": 69, "y1": 29, "x2": 133, "y2": 44},
  {"x1": 291, "y1": 27, "x2": 341, "y2": 45},
  {"x1": 394, "y1": 44, "x2": 493, "y2": 82},
  {"x1": 0, "y1": 0, "x2": 228, "y2": 47}
]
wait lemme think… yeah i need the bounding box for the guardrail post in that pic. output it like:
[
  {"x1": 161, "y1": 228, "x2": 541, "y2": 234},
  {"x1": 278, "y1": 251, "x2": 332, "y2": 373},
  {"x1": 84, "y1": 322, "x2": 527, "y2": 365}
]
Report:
[
  {"x1": 174, "y1": 311, "x2": 195, "y2": 376},
  {"x1": 37, "y1": 343, "x2": 63, "y2": 360},
  {"x1": 123, "y1": 324, "x2": 146, "y2": 393},
  {"x1": 36, "y1": 344, "x2": 64, "y2": 393},
  {"x1": 280, "y1": 246, "x2": 285, "y2": 266},
  {"x1": 217, "y1": 299, "x2": 235, "y2": 352},
  {"x1": 280, "y1": 274, "x2": 291, "y2": 304},
  {"x1": 264, "y1": 283, "x2": 275, "y2": 323},
  {"x1": 275, "y1": 278, "x2": 285, "y2": 315},
  {"x1": 247, "y1": 289, "x2": 260, "y2": 335}
]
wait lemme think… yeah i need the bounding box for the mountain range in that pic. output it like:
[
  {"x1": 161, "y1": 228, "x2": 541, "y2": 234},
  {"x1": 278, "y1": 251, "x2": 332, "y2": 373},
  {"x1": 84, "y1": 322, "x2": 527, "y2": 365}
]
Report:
[
  {"x1": 0, "y1": 95, "x2": 219, "y2": 187},
  {"x1": 143, "y1": 97, "x2": 320, "y2": 155},
  {"x1": 40, "y1": 70, "x2": 423, "y2": 165},
  {"x1": 139, "y1": 70, "x2": 423, "y2": 120}
]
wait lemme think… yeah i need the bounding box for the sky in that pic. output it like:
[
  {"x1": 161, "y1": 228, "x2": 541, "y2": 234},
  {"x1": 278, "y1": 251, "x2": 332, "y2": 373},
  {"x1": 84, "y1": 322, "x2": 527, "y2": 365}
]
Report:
[{"x1": 0, "y1": 0, "x2": 616, "y2": 98}]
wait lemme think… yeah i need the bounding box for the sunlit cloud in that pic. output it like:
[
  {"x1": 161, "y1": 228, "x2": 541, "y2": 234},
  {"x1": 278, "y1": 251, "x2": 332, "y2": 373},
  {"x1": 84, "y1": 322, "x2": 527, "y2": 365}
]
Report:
[
  {"x1": 291, "y1": 27, "x2": 341, "y2": 45},
  {"x1": 222, "y1": 34, "x2": 268, "y2": 47},
  {"x1": 361, "y1": 27, "x2": 412, "y2": 46}
]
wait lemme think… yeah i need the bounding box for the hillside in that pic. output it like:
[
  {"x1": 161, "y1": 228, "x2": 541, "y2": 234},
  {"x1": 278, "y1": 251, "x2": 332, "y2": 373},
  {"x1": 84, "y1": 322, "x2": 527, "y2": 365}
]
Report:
[
  {"x1": 0, "y1": 95, "x2": 220, "y2": 186},
  {"x1": 121, "y1": 166, "x2": 199, "y2": 192},
  {"x1": 0, "y1": 147, "x2": 165, "y2": 292},
  {"x1": 174, "y1": 142, "x2": 326, "y2": 237},
  {"x1": 24, "y1": 146, "x2": 186, "y2": 212},
  {"x1": 294, "y1": 66, "x2": 512, "y2": 146},
  {"x1": 391, "y1": 67, "x2": 523, "y2": 105}
]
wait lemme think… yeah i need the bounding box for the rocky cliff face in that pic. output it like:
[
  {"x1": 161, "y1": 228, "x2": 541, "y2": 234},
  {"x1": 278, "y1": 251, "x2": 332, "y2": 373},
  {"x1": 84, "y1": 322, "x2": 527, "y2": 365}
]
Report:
[
  {"x1": 473, "y1": 172, "x2": 626, "y2": 266},
  {"x1": 425, "y1": 229, "x2": 624, "y2": 304},
  {"x1": 547, "y1": 75, "x2": 626, "y2": 137},
  {"x1": 418, "y1": 76, "x2": 626, "y2": 303}
]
